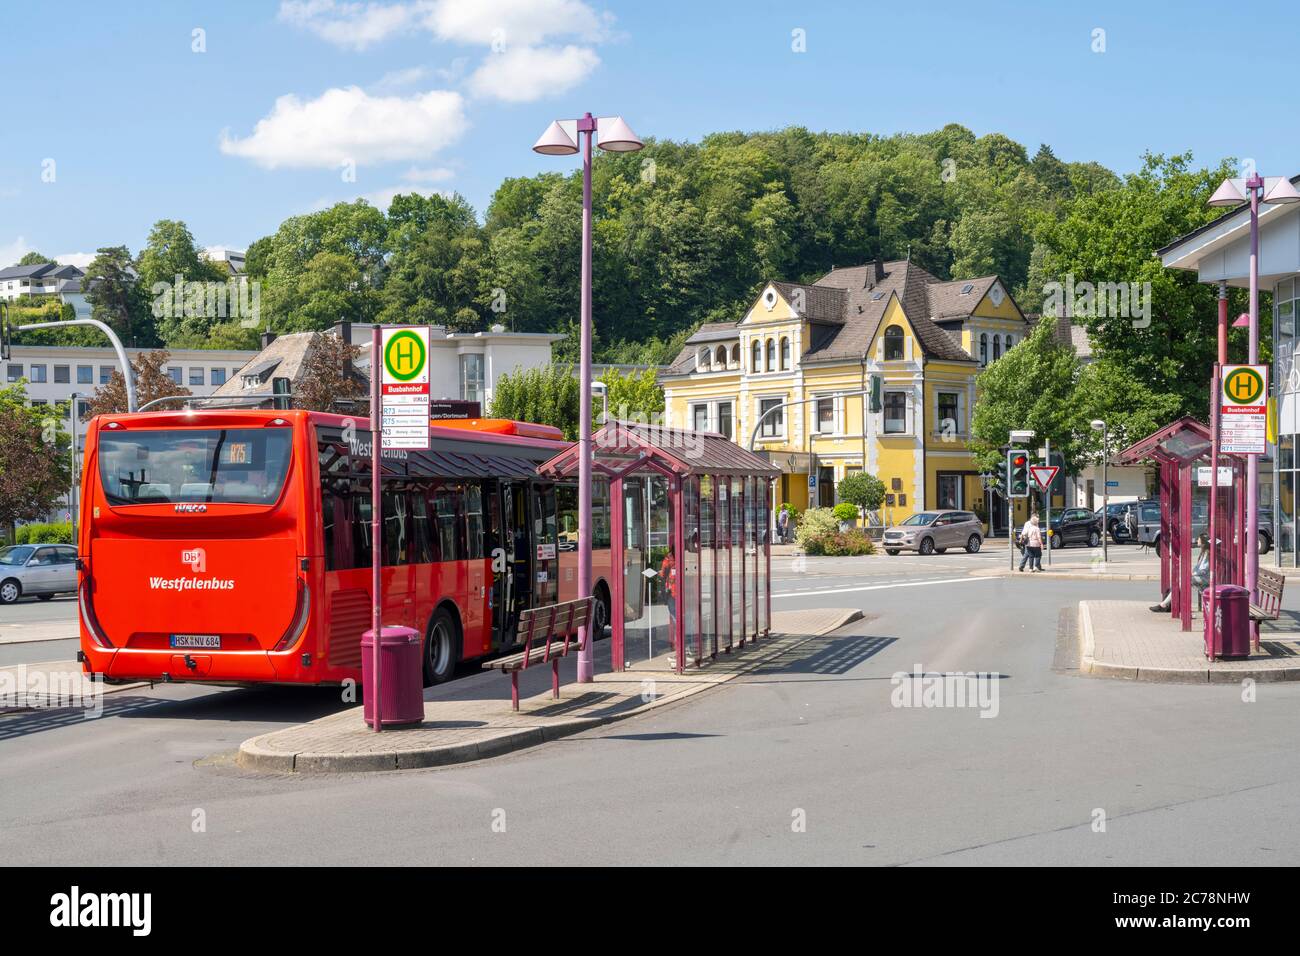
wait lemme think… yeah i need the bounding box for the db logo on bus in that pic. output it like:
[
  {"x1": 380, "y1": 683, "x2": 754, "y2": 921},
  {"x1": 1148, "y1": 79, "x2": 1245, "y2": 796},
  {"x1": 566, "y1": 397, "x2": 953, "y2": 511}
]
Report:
[{"x1": 182, "y1": 548, "x2": 206, "y2": 573}]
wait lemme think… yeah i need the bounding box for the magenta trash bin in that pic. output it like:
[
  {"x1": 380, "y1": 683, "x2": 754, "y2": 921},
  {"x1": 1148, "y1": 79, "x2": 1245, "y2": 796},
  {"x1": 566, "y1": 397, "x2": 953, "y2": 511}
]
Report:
[
  {"x1": 1206, "y1": 585, "x2": 1251, "y2": 661},
  {"x1": 361, "y1": 626, "x2": 424, "y2": 727}
]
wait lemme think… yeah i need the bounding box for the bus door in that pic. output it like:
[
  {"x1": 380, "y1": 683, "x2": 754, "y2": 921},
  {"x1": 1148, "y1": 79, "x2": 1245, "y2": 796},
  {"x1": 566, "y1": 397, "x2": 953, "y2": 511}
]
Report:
[
  {"x1": 531, "y1": 482, "x2": 559, "y2": 607},
  {"x1": 485, "y1": 480, "x2": 511, "y2": 651},
  {"x1": 501, "y1": 480, "x2": 532, "y2": 647}
]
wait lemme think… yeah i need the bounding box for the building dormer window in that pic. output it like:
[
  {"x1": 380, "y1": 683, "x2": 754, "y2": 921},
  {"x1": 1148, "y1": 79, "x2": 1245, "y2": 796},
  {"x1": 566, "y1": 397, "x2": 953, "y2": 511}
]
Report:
[
  {"x1": 766, "y1": 338, "x2": 776, "y2": 372},
  {"x1": 715, "y1": 345, "x2": 727, "y2": 367},
  {"x1": 731, "y1": 343, "x2": 740, "y2": 367},
  {"x1": 780, "y1": 336, "x2": 790, "y2": 370},
  {"x1": 698, "y1": 348, "x2": 710, "y2": 370},
  {"x1": 751, "y1": 340, "x2": 761, "y2": 372},
  {"x1": 884, "y1": 325, "x2": 904, "y2": 361}
]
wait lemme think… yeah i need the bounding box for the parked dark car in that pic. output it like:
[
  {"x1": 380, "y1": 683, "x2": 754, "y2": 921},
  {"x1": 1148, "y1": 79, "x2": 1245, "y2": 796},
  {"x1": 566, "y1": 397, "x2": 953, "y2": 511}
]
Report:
[
  {"x1": 1015, "y1": 508, "x2": 1104, "y2": 549},
  {"x1": 1095, "y1": 502, "x2": 1139, "y2": 542}
]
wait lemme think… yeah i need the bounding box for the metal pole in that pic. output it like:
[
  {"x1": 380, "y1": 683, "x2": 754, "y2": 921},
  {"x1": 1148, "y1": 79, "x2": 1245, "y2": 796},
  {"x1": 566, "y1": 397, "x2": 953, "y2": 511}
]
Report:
[
  {"x1": 1045, "y1": 437, "x2": 1052, "y2": 566},
  {"x1": 577, "y1": 113, "x2": 595, "y2": 683},
  {"x1": 16, "y1": 318, "x2": 136, "y2": 412},
  {"x1": 1247, "y1": 177, "x2": 1261, "y2": 638},
  {"x1": 69, "y1": 393, "x2": 79, "y2": 544},
  {"x1": 1101, "y1": 426, "x2": 1109, "y2": 563},
  {"x1": 370, "y1": 324, "x2": 383, "y2": 732}
]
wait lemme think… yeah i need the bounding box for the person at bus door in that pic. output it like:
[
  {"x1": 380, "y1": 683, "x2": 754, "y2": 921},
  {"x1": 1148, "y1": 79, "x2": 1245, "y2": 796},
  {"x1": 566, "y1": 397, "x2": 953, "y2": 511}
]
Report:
[{"x1": 1018, "y1": 513, "x2": 1043, "y2": 572}]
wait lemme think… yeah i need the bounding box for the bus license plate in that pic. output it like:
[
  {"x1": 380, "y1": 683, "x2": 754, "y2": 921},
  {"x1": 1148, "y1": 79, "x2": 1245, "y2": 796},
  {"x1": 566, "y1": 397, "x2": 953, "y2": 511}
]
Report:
[{"x1": 170, "y1": 634, "x2": 221, "y2": 649}]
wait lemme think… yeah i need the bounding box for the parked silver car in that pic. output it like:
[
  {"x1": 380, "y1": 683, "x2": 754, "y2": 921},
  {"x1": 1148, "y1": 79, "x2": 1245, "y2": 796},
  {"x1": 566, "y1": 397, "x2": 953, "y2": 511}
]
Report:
[
  {"x1": 0, "y1": 544, "x2": 79, "y2": 604},
  {"x1": 882, "y1": 510, "x2": 983, "y2": 556}
]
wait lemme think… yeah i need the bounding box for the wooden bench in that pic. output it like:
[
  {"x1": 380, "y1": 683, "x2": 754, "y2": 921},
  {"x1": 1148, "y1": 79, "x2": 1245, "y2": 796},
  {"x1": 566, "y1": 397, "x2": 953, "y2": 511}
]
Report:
[
  {"x1": 1249, "y1": 568, "x2": 1286, "y2": 623},
  {"x1": 481, "y1": 597, "x2": 593, "y2": 710}
]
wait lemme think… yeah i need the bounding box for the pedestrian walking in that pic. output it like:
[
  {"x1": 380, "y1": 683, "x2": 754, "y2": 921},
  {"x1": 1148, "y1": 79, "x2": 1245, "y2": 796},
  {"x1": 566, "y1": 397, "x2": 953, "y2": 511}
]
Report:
[
  {"x1": 777, "y1": 507, "x2": 791, "y2": 544},
  {"x1": 1124, "y1": 504, "x2": 1138, "y2": 544},
  {"x1": 1018, "y1": 513, "x2": 1044, "y2": 572}
]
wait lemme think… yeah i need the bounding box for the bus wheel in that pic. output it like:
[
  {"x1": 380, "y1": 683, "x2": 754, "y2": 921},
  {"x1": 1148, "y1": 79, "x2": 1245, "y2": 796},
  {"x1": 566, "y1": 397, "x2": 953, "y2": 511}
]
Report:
[
  {"x1": 423, "y1": 607, "x2": 458, "y2": 687},
  {"x1": 592, "y1": 585, "x2": 610, "y2": 638}
]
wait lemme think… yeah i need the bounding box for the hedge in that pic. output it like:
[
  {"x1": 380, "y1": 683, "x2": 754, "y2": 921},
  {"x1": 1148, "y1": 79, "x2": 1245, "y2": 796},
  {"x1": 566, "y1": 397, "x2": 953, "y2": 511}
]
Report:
[{"x1": 14, "y1": 522, "x2": 74, "y2": 544}]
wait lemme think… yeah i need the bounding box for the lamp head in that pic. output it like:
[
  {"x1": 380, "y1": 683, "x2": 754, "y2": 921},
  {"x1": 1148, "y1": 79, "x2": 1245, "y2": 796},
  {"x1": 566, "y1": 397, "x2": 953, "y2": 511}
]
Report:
[
  {"x1": 596, "y1": 116, "x2": 643, "y2": 153},
  {"x1": 1208, "y1": 178, "x2": 1248, "y2": 208},
  {"x1": 1090, "y1": 420, "x2": 1105, "y2": 431},
  {"x1": 532, "y1": 120, "x2": 578, "y2": 156},
  {"x1": 1264, "y1": 176, "x2": 1300, "y2": 205}
]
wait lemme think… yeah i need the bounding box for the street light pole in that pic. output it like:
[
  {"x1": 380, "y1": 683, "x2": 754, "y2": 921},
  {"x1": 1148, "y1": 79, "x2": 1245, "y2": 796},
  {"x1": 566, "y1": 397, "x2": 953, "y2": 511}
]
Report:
[
  {"x1": 69, "y1": 393, "x2": 79, "y2": 544},
  {"x1": 1092, "y1": 419, "x2": 1108, "y2": 565},
  {"x1": 16, "y1": 318, "x2": 137, "y2": 412},
  {"x1": 534, "y1": 113, "x2": 644, "y2": 683}
]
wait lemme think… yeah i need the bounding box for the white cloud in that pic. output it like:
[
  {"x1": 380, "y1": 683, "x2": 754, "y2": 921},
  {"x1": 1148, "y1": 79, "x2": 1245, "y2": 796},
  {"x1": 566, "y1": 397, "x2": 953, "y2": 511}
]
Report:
[
  {"x1": 54, "y1": 252, "x2": 97, "y2": 269},
  {"x1": 422, "y1": 0, "x2": 609, "y2": 46},
  {"x1": 372, "y1": 66, "x2": 429, "y2": 92},
  {"x1": 1, "y1": 236, "x2": 31, "y2": 268},
  {"x1": 278, "y1": 0, "x2": 416, "y2": 51},
  {"x1": 219, "y1": 86, "x2": 467, "y2": 169},
  {"x1": 467, "y1": 44, "x2": 598, "y2": 102},
  {"x1": 401, "y1": 165, "x2": 454, "y2": 182}
]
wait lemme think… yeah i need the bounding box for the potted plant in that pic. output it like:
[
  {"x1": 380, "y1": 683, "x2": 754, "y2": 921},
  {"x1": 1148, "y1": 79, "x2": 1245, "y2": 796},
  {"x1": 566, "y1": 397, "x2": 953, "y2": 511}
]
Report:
[{"x1": 832, "y1": 502, "x2": 859, "y2": 531}]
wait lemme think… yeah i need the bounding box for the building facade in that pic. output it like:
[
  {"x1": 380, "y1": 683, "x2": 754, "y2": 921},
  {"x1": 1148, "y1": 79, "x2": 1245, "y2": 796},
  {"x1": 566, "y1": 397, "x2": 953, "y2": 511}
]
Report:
[{"x1": 662, "y1": 260, "x2": 1028, "y2": 529}]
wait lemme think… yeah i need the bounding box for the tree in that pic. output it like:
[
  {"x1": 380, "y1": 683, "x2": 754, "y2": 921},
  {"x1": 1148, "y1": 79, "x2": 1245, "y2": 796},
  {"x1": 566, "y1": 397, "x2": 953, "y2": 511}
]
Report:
[
  {"x1": 84, "y1": 246, "x2": 157, "y2": 347},
  {"x1": 600, "y1": 366, "x2": 663, "y2": 423},
  {"x1": 137, "y1": 219, "x2": 228, "y2": 344},
  {"x1": 970, "y1": 316, "x2": 1082, "y2": 474},
  {"x1": 0, "y1": 384, "x2": 69, "y2": 539},
  {"x1": 1070, "y1": 357, "x2": 1183, "y2": 459},
  {"x1": 379, "y1": 193, "x2": 490, "y2": 331},
  {"x1": 293, "y1": 333, "x2": 369, "y2": 414},
  {"x1": 85, "y1": 350, "x2": 190, "y2": 416},
  {"x1": 488, "y1": 364, "x2": 580, "y2": 439},
  {"x1": 837, "y1": 472, "x2": 886, "y2": 514},
  {"x1": 16, "y1": 251, "x2": 54, "y2": 266}
]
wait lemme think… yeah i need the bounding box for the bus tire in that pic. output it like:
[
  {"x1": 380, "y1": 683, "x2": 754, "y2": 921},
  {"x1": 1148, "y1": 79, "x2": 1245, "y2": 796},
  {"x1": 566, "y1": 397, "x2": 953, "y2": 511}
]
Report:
[
  {"x1": 592, "y1": 582, "x2": 610, "y2": 639},
  {"x1": 423, "y1": 605, "x2": 459, "y2": 687}
]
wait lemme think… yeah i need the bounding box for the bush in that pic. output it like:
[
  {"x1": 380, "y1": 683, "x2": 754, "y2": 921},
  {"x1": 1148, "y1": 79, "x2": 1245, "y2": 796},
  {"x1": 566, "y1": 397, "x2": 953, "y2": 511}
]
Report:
[
  {"x1": 14, "y1": 522, "x2": 73, "y2": 544},
  {"x1": 796, "y1": 508, "x2": 875, "y2": 556},
  {"x1": 837, "y1": 472, "x2": 886, "y2": 513},
  {"x1": 832, "y1": 503, "x2": 858, "y2": 523}
]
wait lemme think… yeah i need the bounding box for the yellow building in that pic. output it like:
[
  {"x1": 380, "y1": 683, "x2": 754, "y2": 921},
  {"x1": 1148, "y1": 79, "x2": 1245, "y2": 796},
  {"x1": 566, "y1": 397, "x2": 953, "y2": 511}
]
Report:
[{"x1": 661, "y1": 260, "x2": 1028, "y2": 532}]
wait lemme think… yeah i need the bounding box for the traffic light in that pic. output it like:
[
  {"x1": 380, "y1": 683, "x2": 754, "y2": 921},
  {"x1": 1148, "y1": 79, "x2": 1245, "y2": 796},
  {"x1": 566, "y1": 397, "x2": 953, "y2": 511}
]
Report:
[{"x1": 1007, "y1": 449, "x2": 1029, "y2": 498}]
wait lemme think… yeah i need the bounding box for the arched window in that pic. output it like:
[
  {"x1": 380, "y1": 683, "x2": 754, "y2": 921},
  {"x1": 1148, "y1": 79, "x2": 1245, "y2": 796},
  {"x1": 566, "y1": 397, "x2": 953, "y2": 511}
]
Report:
[
  {"x1": 884, "y1": 325, "x2": 904, "y2": 361},
  {"x1": 780, "y1": 336, "x2": 790, "y2": 370},
  {"x1": 715, "y1": 345, "x2": 727, "y2": 367},
  {"x1": 731, "y1": 343, "x2": 740, "y2": 367},
  {"x1": 993, "y1": 337, "x2": 1001, "y2": 361},
  {"x1": 751, "y1": 340, "x2": 762, "y2": 372},
  {"x1": 698, "y1": 348, "x2": 710, "y2": 370},
  {"x1": 1005, "y1": 334, "x2": 1014, "y2": 354},
  {"x1": 766, "y1": 338, "x2": 776, "y2": 372},
  {"x1": 979, "y1": 333, "x2": 988, "y2": 367}
]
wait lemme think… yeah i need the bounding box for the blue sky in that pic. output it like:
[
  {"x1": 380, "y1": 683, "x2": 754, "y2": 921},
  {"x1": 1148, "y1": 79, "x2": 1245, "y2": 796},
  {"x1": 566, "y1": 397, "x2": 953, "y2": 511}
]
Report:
[{"x1": 2, "y1": 0, "x2": 1296, "y2": 267}]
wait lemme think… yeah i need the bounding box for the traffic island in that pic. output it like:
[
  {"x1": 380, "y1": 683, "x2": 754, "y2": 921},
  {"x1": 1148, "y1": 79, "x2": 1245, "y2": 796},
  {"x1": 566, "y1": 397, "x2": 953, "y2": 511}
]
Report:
[
  {"x1": 1078, "y1": 600, "x2": 1300, "y2": 683},
  {"x1": 237, "y1": 607, "x2": 862, "y2": 773}
]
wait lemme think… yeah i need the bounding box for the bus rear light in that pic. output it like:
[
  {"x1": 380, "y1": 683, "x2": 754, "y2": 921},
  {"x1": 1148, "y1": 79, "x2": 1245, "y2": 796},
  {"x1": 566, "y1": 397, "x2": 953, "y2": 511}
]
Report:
[
  {"x1": 273, "y1": 577, "x2": 311, "y2": 652},
  {"x1": 79, "y1": 581, "x2": 113, "y2": 648},
  {"x1": 267, "y1": 418, "x2": 290, "y2": 427}
]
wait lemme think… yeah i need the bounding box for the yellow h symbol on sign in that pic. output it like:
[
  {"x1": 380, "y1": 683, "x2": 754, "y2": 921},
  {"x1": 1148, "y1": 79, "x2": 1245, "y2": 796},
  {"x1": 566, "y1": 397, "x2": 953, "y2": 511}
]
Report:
[{"x1": 395, "y1": 337, "x2": 415, "y2": 372}]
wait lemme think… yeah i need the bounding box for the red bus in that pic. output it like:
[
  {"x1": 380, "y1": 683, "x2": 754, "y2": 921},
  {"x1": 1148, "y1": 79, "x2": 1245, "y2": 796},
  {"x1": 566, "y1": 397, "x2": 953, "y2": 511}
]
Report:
[{"x1": 77, "y1": 408, "x2": 614, "y2": 687}]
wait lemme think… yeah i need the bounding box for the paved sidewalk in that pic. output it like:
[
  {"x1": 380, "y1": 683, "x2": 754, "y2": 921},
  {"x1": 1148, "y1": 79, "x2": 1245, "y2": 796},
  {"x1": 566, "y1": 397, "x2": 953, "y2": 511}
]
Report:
[
  {"x1": 238, "y1": 607, "x2": 862, "y2": 773},
  {"x1": 0, "y1": 659, "x2": 147, "y2": 712},
  {"x1": 974, "y1": 548, "x2": 1159, "y2": 581},
  {"x1": 0, "y1": 620, "x2": 78, "y2": 645},
  {"x1": 1078, "y1": 600, "x2": 1300, "y2": 683}
]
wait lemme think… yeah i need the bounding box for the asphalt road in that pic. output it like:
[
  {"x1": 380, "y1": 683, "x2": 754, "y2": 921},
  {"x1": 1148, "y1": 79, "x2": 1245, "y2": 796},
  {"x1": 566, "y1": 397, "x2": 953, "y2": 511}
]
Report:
[{"x1": 4, "y1": 549, "x2": 1299, "y2": 865}]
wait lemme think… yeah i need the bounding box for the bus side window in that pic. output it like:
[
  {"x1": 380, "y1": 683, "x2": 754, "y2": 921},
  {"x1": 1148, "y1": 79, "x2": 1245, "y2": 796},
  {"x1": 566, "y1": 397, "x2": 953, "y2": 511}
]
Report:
[
  {"x1": 433, "y1": 482, "x2": 465, "y2": 563},
  {"x1": 382, "y1": 489, "x2": 409, "y2": 566},
  {"x1": 556, "y1": 482, "x2": 578, "y2": 550},
  {"x1": 465, "y1": 481, "x2": 484, "y2": 561},
  {"x1": 322, "y1": 479, "x2": 351, "y2": 571},
  {"x1": 411, "y1": 485, "x2": 434, "y2": 564},
  {"x1": 352, "y1": 482, "x2": 373, "y2": 569},
  {"x1": 592, "y1": 477, "x2": 611, "y2": 549}
]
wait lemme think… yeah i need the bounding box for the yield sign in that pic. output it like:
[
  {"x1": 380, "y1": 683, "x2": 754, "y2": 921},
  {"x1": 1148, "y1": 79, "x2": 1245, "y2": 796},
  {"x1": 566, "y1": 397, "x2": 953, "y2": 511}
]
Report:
[{"x1": 1030, "y1": 465, "x2": 1059, "y2": 492}]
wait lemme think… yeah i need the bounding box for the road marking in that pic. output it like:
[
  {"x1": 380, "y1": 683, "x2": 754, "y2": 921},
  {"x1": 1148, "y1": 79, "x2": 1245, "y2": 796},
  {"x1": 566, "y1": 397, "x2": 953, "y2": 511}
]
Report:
[{"x1": 773, "y1": 576, "x2": 994, "y2": 600}]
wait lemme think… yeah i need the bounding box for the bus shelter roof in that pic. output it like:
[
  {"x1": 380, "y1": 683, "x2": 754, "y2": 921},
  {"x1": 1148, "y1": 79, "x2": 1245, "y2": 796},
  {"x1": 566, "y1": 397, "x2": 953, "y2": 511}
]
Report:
[
  {"x1": 538, "y1": 420, "x2": 781, "y2": 480},
  {"x1": 1113, "y1": 416, "x2": 1213, "y2": 466}
]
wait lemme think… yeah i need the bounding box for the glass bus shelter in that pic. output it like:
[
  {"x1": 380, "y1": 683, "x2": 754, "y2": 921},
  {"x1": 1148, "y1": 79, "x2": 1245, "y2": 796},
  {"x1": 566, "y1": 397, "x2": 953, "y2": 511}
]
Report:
[{"x1": 539, "y1": 421, "x2": 779, "y2": 674}]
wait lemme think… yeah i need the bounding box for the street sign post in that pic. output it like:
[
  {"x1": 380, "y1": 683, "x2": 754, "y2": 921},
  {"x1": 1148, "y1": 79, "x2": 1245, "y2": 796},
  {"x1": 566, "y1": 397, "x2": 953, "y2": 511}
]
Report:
[
  {"x1": 1030, "y1": 464, "x2": 1060, "y2": 492},
  {"x1": 1220, "y1": 363, "x2": 1268, "y2": 455}
]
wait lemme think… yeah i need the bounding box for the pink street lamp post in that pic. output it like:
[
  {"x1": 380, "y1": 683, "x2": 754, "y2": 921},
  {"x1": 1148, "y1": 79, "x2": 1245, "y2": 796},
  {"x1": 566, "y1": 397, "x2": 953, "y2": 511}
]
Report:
[
  {"x1": 1208, "y1": 174, "x2": 1300, "y2": 633},
  {"x1": 534, "y1": 113, "x2": 644, "y2": 682}
]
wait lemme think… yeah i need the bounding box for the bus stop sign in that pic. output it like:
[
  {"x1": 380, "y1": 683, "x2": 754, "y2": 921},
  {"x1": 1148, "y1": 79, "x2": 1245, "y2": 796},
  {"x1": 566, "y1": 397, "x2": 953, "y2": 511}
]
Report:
[{"x1": 380, "y1": 326, "x2": 431, "y2": 450}]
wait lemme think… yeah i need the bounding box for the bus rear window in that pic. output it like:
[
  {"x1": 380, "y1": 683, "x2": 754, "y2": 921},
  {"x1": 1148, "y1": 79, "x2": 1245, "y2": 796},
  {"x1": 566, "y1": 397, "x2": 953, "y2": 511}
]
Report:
[{"x1": 98, "y1": 428, "x2": 292, "y2": 506}]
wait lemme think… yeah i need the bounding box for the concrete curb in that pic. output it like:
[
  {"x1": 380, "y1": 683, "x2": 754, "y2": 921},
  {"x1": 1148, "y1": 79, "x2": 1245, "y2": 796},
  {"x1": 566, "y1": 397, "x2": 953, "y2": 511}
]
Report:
[
  {"x1": 237, "y1": 608, "x2": 864, "y2": 774},
  {"x1": 1077, "y1": 602, "x2": 1300, "y2": 684},
  {"x1": 974, "y1": 567, "x2": 1157, "y2": 582}
]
